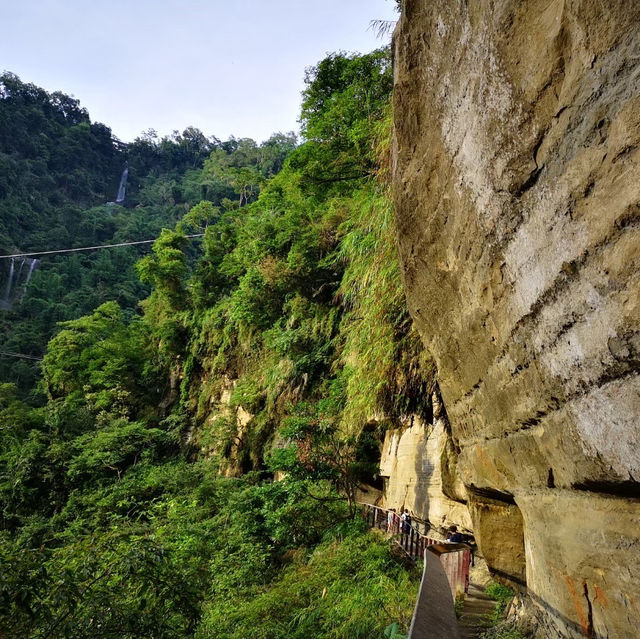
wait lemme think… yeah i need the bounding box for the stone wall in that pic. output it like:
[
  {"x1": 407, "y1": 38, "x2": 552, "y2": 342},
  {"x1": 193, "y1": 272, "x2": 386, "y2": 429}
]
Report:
[{"x1": 392, "y1": 1, "x2": 640, "y2": 637}]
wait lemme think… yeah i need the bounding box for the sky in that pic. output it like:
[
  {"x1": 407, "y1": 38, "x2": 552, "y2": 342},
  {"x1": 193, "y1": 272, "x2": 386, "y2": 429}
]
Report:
[{"x1": 1, "y1": 0, "x2": 398, "y2": 143}]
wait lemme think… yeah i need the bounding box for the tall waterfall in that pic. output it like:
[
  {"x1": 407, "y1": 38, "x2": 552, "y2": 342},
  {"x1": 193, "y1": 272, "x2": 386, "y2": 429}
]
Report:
[
  {"x1": 0, "y1": 257, "x2": 39, "y2": 311},
  {"x1": 3, "y1": 258, "x2": 15, "y2": 303},
  {"x1": 115, "y1": 162, "x2": 128, "y2": 204},
  {"x1": 20, "y1": 258, "x2": 38, "y2": 302}
]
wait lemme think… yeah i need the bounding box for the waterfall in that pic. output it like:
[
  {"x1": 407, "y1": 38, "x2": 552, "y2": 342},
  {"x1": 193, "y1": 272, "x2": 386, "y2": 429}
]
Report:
[
  {"x1": 15, "y1": 257, "x2": 25, "y2": 287},
  {"x1": 1, "y1": 256, "x2": 39, "y2": 311},
  {"x1": 115, "y1": 162, "x2": 128, "y2": 204},
  {"x1": 3, "y1": 257, "x2": 14, "y2": 303},
  {"x1": 20, "y1": 258, "x2": 38, "y2": 302}
]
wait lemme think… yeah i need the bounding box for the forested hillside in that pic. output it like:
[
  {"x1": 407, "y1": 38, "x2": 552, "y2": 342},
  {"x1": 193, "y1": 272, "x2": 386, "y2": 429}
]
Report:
[
  {"x1": 1, "y1": 46, "x2": 428, "y2": 638},
  {"x1": 0, "y1": 72, "x2": 295, "y2": 393}
]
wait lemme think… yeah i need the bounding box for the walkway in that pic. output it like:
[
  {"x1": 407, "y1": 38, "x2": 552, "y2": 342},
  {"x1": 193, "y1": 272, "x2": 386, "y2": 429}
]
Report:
[
  {"x1": 361, "y1": 503, "x2": 498, "y2": 639},
  {"x1": 457, "y1": 584, "x2": 498, "y2": 638}
]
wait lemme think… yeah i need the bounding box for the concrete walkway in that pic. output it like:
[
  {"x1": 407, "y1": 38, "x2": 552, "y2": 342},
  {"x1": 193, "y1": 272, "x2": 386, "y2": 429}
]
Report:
[
  {"x1": 457, "y1": 584, "x2": 498, "y2": 638},
  {"x1": 407, "y1": 550, "x2": 463, "y2": 639}
]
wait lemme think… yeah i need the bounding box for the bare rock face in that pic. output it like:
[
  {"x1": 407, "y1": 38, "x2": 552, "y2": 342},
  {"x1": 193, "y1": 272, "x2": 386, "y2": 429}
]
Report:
[
  {"x1": 194, "y1": 377, "x2": 255, "y2": 477},
  {"x1": 379, "y1": 411, "x2": 472, "y2": 532},
  {"x1": 392, "y1": 1, "x2": 640, "y2": 637}
]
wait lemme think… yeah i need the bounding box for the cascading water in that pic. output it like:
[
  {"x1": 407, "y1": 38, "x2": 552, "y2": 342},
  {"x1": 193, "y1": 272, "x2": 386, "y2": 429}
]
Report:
[
  {"x1": 3, "y1": 257, "x2": 15, "y2": 304},
  {"x1": 115, "y1": 162, "x2": 128, "y2": 204},
  {"x1": 20, "y1": 258, "x2": 38, "y2": 303},
  {"x1": 14, "y1": 258, "x2": 25, "y2": 289},
  {"x1": 0, "y1": 256, "x2": 39, "y2": 311}
]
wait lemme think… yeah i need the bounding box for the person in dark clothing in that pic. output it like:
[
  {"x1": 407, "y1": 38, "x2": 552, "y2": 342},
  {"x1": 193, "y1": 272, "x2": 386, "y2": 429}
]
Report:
[
  {"x1": 400, "y1": 509, "x2": 412, "y2": 534},
  {"x1": 446, "y1": 525, "x2": 465, "y2": 543}
]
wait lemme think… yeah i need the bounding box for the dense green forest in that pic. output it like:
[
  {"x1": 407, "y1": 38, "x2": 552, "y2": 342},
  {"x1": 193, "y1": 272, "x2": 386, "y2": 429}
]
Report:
[
  {"x1": 0, "y1": 45, "x2": 431, "y2": 638},
  {"x1": 0, "y1": 71, "x2": 296, "y2": 393}
]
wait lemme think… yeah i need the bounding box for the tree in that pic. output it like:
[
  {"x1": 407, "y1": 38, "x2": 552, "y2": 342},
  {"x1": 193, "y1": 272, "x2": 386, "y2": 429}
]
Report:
[
  {"x1": 268, "y1": 381, "x2": 380, "y2": 518},
  {"x1": 294, "y1": 49, "x2": 392, "y2": 190},
  {"x1": 41, "y1": 301, "x2": 153, "y2": 419},
  {"x1": 136, "y1": 230, "x2": 189, "y2": 311},
  {"x1": 202, "y1": 143, "x2": 264, "y2": 206}
]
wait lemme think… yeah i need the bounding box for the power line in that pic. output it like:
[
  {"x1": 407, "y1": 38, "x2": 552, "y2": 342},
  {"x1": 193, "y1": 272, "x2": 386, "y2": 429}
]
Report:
[
  {"x1": 0, "y1": 349, "x2": 43, "y2": 361},
  {"x1": 0, "y1": 234, "x2": 205, "y2": 260}
]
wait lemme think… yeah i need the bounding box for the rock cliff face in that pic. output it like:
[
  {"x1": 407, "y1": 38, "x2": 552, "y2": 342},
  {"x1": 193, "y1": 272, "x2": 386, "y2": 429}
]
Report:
[
  {"x1": 392, "y1": 1, "x2": 640, "y2": 637},
  {"x1": 192, "y1": 377, "x2": 255, "y2": 477},
  {"x1": 379, "y1": 393, "x2": 472, "y2": 531}
]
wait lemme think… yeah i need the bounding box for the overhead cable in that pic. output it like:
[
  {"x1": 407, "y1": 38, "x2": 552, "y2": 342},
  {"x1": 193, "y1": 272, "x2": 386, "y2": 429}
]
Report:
[
  {"x1": 0, "y1": 234, "x2": 205, "y2": 260},
  {"x1": 0, "y1": 349, "x2": 43, "y2": 361}
]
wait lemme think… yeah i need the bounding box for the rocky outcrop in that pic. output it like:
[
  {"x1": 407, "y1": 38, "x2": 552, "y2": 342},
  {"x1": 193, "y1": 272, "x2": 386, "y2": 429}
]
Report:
[
  {"x1": 194, "y1": 377, "x2": 255, "y2": 477},
  {"x1": 379, "y1": 393, "x2": 471, "y2": 532},
  {"x1": 392, "y1": 1, "x2": 640, "y2": 637}
]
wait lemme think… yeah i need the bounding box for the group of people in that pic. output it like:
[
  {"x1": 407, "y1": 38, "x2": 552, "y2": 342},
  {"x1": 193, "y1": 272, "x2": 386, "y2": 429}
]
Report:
[
  {"x1": 384, "y1": 507, "x2": 468, "y2": 543},
  {"x1": 385, "y1": 508, "x2": 413, "y2": 534}
]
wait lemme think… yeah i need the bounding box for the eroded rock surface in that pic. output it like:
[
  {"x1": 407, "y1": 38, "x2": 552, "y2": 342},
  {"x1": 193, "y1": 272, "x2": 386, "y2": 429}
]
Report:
[
  {"x1": 392, "y1": 1, "x2": 640, "y2": 637},
  {"x1": 379, "y1": 408, "x2": 471, "y2": 532},
  {"x1": 194, "y1": 377, "x2": 255, "y2": 477}
]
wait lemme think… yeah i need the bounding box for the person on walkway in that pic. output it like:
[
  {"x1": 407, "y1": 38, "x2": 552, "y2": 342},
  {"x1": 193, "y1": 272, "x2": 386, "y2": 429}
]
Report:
[
  {"x1": 386, "y1": 508, "x2": 396, "y2": 534},
  {"x1": 401, "y1": 509, "x2": 412, "y2": 534},
  {"x1": 446, "y1": 525, "x2": 465, "y2": 543}
]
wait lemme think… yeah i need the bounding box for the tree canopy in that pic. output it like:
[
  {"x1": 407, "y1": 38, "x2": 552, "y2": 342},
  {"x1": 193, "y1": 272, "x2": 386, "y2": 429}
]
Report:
[{"x1": 0, "y1": 47, "x2": 430, "y2": 639}]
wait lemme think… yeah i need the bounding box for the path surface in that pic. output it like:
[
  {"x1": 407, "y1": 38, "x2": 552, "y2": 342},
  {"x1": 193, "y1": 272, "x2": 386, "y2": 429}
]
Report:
[{"x1": 457, "y1": 584, "x2": 498, "y2": 638}]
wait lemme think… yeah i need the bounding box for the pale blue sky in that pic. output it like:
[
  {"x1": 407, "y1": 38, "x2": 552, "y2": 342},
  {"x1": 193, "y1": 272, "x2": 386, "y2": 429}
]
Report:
[{"x1": 1, "y1": 0, "x2": 398, "y2": 142}]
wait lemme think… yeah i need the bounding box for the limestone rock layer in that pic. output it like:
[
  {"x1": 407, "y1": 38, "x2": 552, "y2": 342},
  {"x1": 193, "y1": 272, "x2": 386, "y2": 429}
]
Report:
[{"x1": 392, "y1": 1, "x2": 640, "y2": 637}]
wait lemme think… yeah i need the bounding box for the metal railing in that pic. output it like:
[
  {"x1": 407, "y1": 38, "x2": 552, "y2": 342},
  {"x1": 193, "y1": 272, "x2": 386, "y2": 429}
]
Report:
[{"x1": 361, "y1": 503, "x2": 471, "y2": 597}]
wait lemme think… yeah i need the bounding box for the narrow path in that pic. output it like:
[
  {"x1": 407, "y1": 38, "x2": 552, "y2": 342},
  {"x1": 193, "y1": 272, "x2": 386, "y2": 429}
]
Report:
[
  {"x1": 362, "y1": 504, "x2": 488, "y2": 638},
  {"x1": 457, "y1": 584, "x2": 498, "y2": 638}
]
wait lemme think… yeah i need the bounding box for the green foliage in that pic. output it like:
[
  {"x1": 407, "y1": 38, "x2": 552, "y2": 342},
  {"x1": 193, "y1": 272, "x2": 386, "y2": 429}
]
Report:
[
  {"x1": 266, "y1": 376, "x2": 381, "y2": 514},
  {"x1": 0, "y1": 47, "x2": 432, "y2": 639},
  {"x1": 336, "y1": 186, "x2": 433, "y2": 433},
  {"x1": 137, "y1": 230, "x2": 190, "y2": 312},
  {"x1": 196, "y1": 529, "x2": 418, "y2": 639},
  {"x1": 0, "y1": 74, "x2": 295, "y2": 397},
  {"x1": 201, "y1": 133, "x2": 296, "y2": 206},
  {"x1": 42, "y1": 302, "x2": 150, "y2": 407},
  {"x1": 0, "y1": 383, "x2": 47, "y2": 526},
  {"x1": 484, "y1": 582, "x2": 516, "y2": 626},
  {"x1": 66, "y1": 420, "x2": 174, "y2": 483},
  {"x1": 384, "y1": 622, "x2": 407, "y2": 639},
  {"x1": 178, "y1": 200, "x2": 219, "y2": 232},
  {"x1": 1, "y1": 455, "x2": 418, "y2": 639},
  {"x1": 163, "y1": 48, "x2": 433, "y2": 487},
  {"x1": 480, "y1": 627, "x2": 526, "y2": 639},
  {"x1": 297, "y1": 49, "x2": 393, "y2": 190},
  {"x1": 486, "y1": 582, "x2": 516, "y2": 603}
]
